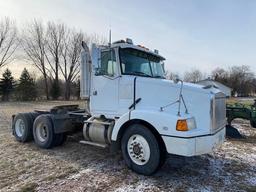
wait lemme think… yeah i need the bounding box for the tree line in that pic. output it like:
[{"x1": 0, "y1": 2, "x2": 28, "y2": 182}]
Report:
[
  {"x1": 0, "y1": 17, "x2": 105, "y2": 101},
  {"x1": 1, "y1": 17, "x2": 255, "y2": 100},
  {"x1": 0, "y1": 67, "x2": 80, "y2": 101},
  {"x1": 167, "y1": 65, "x2": 256, "y2": 97}
]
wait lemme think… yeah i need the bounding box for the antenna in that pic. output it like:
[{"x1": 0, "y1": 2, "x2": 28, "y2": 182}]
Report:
[{"x1": 108, "y1": 29, "x2": 112, "y2": 47}]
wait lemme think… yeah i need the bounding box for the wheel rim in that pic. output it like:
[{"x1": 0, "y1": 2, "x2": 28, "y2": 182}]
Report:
[
  {"x1": 127, "y1": 134, "x2": 150, "y2": 165},
  {"x1": 35, "y1": 122, "x2": 48, "y2": 142},
  {"x1": 15, "y1": 119, "x2": 25, "y2": 137}
]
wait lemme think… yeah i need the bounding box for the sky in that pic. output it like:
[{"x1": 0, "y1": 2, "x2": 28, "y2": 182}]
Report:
[{"x1": 1, "y1": 0, "x2": 256, "y2": 77}]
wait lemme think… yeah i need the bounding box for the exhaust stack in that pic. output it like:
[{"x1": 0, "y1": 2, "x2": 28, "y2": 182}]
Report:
[{"x1": 80, "y1": 41, "x2": 91, "y2": 99}]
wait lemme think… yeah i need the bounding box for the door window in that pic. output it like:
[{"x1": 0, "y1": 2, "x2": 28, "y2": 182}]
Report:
[{"x1": 97, "y1": 50, "x2": 117, "y2": 76}]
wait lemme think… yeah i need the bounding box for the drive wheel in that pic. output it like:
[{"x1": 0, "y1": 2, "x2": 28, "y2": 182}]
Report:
[
  {"x1": 33, "y1": 115, "x2": 56, "y2": 149},
  {"x1": 54, "y1": 133, "x2": 67, "y2": 147},
  {"x1": 13, "y1": 113, "x2": 33, "y2": 142},
  {"x1": 250, "y1": 120, "x2": 256, "y2": 128},
  {"x1": 121, "y1": 124, "x2": 162, "y2": 175}
]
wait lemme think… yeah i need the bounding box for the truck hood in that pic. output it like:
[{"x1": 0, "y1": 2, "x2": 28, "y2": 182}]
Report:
[
  {"x1": 131, "y1": 77, "x2": 224, "y2": 133},
  {"x1": 135, "y1": 77, "x2": 219, "y2": 113}
]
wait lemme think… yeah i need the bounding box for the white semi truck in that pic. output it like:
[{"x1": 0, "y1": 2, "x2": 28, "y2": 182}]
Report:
[{"x1": 12, "y1": 38, "x2": 226, "y2": 175}]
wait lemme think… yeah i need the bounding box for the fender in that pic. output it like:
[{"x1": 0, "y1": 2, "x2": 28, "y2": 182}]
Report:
[
  {"x1": 130, "y1": 110, "x2": 181, "y2": 136},
  {"x1": 111, "y1": 111, "x2": 130, "y2": 141},
  {"x1": 111, "y1": 109, "x2": 191, "y2": 141}
]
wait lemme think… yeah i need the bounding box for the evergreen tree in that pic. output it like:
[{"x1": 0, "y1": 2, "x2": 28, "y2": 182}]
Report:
[
  {"x1": 16, "y1": 68, "x2": 37, "y2": 101},
  {"x1": 0, "y1": 68, "x2": 15, "y2": 101}
]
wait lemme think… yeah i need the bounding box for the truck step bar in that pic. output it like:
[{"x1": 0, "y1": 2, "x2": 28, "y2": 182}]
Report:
[
  {"x1": 79, "y1": 140, "x2": 108, "y2": 148},
  {"x1": 84, "y1": 120, "x2": 112, "y2": 125}
]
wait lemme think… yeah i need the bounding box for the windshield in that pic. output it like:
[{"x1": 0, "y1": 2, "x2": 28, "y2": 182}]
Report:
[{"x1": 120, "y1": 48, "x2": 165, "y2": 78}]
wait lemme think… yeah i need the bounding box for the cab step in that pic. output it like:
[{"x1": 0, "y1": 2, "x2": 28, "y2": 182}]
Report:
[
  {"x1": 79, "y1": 140, "x2": 107, "y2": 148},
  {"x1": 84, "y1": 120, "x2": 112, "y2": 125}
]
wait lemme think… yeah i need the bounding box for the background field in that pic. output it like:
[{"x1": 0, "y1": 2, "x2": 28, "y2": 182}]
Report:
[{"x1": 0, "y1": 101, "x2": 255, "y2": 192}]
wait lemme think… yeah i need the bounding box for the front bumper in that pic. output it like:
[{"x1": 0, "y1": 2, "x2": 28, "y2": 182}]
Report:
[{"x1": 162, "y1": 127, "x2": 225, "y2": 157}]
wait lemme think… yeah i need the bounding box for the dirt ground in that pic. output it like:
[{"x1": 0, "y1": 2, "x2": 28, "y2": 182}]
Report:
[{"x1": 0, "y1": 101, "x2": 255, "y2": 192}]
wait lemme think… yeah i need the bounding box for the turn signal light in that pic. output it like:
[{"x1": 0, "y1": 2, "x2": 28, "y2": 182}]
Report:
[{"x1": 176, "y1": 119, "x2": 188, "y2": 131}]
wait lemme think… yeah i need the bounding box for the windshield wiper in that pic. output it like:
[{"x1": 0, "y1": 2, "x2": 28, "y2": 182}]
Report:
[{"x1": 125, "y1": 71, "x2": 152, "y2": 77}]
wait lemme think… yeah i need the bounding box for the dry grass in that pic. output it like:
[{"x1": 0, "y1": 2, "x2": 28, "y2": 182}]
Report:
[{"x1": 0, "y1": 101, "x2": 255, "y2": 192}]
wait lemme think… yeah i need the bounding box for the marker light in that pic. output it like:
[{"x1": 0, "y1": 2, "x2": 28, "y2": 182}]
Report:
[
  {"x1": 176, "y1": 118, "x2": 196, "y2": 131},
  {"x1": 126, "y1": 38, "x2": 133, "y2": 44},
  {"x1": 176, "y1": 120, "x2": 188, "y2": 131},
  {"x1": 138, "y1": 45, "x2": 149, "y2": 51}
]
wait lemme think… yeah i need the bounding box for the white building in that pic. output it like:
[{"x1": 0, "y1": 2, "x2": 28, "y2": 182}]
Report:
[{"x1": 197, "y1": 79, "x2": 232, "y2": 97}]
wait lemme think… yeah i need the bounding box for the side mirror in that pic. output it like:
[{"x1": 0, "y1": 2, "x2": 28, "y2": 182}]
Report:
[
  {"x1": 91, "y1": 44, "x2": 101, "y2": 72},
  {"x1": 173, "y1": 75, "x2": 181, "y2": 84}
]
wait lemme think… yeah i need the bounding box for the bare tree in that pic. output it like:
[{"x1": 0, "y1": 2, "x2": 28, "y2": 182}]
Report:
[
  {"x1": 165, "y1": 70, "x2": 179, "y2": 80},
  {"x1": 45, "y1": 22, "x2": 67, "y2": 99},
  {"x1": 211, "y1": 65, "x2": 255, "y2": 96},
  {"x1": 22, "y1": 20, "x2": 50, "y2": 100},
  {"x1": 211, "y1": 67, "x2": 227, "y2": 80},
  {"x1": 59, "y1": 31, "x2": 105, "y2": 100},
  {"x1": 183, "y1": 69, "x2": 204, "y2": 83},
  {"x1": 88, "y1": 33, "x2": 107, "y2": 46},
  {"x1": 228, "y1": 65, "x2": 254, "y2": 96},
  {"x1": 0, "y1": 17, "x2": 19, "y2": 68},
  {"x1": 60, "y1": 30, "x2": 84, "y2": 100}
]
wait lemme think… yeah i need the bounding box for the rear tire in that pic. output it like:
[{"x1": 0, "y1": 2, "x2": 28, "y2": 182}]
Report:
[
  {"x1": 121, "y1": 124, "x2": 163, "y2": 175},
  {"x1": 54, "y1": 133, "x2": 67, "y2": 147},
  {"x1": 13, "y1": 113, "x2": 33, "y2": 142},
  {"x1": 33, "y1": 115, "x2": 56, "y2": 149},
  {"x1": 30, "y1": 112, "x2": 40, "y2": 121}
]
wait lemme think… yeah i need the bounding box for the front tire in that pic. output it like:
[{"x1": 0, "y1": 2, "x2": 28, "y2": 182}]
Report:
[
  {"x1": 121, "y1": 124, "x2": 162, "y2": 175},
  {"x1": 33, "y1": 115, "x2": 56, "y2": 149}
]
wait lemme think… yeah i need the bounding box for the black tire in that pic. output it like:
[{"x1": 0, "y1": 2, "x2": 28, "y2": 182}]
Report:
[
  {"x1": 121, "y1": 124, "x2": 163, "y2": 175},
  {"x1": 33, "y1": 115, "x2": 56, "y2": 149},
  {"x1": 54, "y1": 133, "x2": 67, "y2": 147},
  {"x1": 250, "y1": 120, "x2": 256, "y2": 128},
  {"x1": 30, "y1": 112, "x2": 40, "y2": 121},
  {"x1": 13, "y1": 113, "x2": 33, "y2": 142}
]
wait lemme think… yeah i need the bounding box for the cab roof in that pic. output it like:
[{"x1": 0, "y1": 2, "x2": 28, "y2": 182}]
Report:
[{"x1": 99, "y1": 39, "x2": 165, "y2": 60}]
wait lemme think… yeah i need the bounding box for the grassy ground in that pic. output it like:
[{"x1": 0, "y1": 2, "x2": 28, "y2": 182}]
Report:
[{"x1": 0, "y1": 101, "x2": 255, "y2": 192}]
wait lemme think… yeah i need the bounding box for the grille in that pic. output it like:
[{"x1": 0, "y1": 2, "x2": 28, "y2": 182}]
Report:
[{"x1": 211, "y1": 92, "x2": 226, "y2": 131}]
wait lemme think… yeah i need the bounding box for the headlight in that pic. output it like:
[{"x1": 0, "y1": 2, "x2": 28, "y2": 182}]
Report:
[{"x1": 176, "y1": 117, "x2": 196, "y2": 131}]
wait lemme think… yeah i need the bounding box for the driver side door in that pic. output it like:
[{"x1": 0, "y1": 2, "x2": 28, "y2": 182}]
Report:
[{"x1": 90, "y1": 48, "x2": 119, "y2": 117}]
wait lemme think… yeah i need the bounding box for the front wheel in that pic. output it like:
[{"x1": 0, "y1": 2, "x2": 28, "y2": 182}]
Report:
[{"x1": 121, "y1": 124, "x2": 163, "y2": 175}]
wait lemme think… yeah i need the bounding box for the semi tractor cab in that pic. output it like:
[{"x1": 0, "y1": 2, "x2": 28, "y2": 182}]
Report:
[{"x1": 12, "y1": 38, "x2": 226, "y2": 175}]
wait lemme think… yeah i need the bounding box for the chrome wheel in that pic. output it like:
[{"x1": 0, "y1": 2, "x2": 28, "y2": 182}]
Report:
[
  {"x1": 35, "y1": 122, "x2": 48, "y2": 142},
  {"x1": 127, "y1": 134, "x2": 150, "y2": 165},
  {"x1": 15, "y1": 119, "x2": 25, "y2": 137}
]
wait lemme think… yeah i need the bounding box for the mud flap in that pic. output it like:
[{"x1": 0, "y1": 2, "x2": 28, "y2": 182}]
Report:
[
  {"x1": 225, "y1": 125, "x2": 243, "y2": 139},
  {"x1": 11, "y1": 115, "x2": 15, "y2": 135}
]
